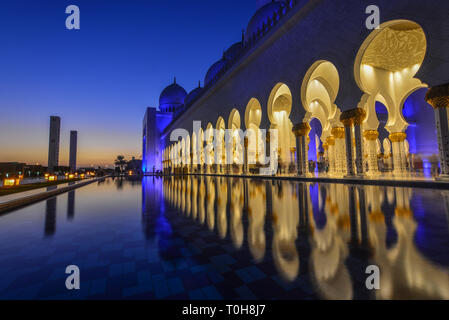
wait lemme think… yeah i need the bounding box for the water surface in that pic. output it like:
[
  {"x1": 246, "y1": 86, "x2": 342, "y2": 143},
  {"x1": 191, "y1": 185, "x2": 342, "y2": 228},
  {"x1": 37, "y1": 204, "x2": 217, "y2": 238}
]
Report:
[{"x1": 0, "y1": 176, "x2": 448, "y2": 299}]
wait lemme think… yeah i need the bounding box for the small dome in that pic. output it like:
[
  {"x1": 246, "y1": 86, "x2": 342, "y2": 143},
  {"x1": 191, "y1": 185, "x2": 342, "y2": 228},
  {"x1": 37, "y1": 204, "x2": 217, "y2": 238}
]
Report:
[
  {"x1": 184, "y1": 84, "x2": 203, "y2": 106},
  {"x1": 245, "y1": 1, "x2": 285, "y2": 42},
  {"x1": 224, "y1": 42, "x2": 243, "y2": 61},
  {"x1": 159, "y1": 79, "x2": 187, "y2": 112},
  {"x1": 204, "y1": 59, "x2": 226, "y2": 86}
]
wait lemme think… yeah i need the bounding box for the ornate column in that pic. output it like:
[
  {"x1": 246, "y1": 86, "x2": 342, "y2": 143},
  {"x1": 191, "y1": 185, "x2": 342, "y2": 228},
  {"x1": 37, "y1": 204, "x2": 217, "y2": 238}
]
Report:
[
  {"x1": 267, "y1": 131, "x2": 272, "y2": 175},
  {"x1": 331, "y1": 127, "x2": 346, "y2": 176},
  {"x1": 244, "y1": 136, "x2": 249, "y2": 174},
  {"x1": 340, "y1": 108, "x2": 366, "y2": 177},
  {"x1": 292, "y1": 122, "x2": 310, "y2": 176},
  {"x1": 292, "y1": 123, "x2": 311, "y2": 176},
  {"x1": 363, "y1": 130, "x2": 380, "y2": 176},
  {"x1": 340, "y1": 115, "x2": 355, "y2": 176},
  {"x1": 353, "y1": 110, "x2": 366, "y2": 176},
  {"x1": 389, "y1": 132, "x2": 407, "y2": 176},
  {"x1": 322, "y1": 143, "x2": 328, "y2": 174},
  {"x1": 426, "y1": 84, "x2": 449, "y2": 178},
  {"x1": 326, "y1": 136, "x2": 336, "y2": 176}
]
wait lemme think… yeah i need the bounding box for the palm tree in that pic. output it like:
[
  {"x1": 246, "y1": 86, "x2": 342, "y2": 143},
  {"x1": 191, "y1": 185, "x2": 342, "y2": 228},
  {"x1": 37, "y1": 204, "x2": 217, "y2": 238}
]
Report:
[{"x1": 114, "y1": 155, "x2": 127, "y2": 175}]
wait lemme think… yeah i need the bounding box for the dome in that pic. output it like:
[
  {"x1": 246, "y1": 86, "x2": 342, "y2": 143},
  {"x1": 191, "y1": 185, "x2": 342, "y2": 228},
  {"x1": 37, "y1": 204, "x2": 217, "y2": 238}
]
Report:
[
  {"x1": 204, "y1": 59, "x2": 226, "y2": 86},
  {"x1": 159, "y1": 79, "x2": 187, "y2": 112},
  {"x1": 224, "y1": 42, "x2": 243, "y2": 61},
  {"x1": 245, "y1": 1, "x2": 285, "y2": 42},
  {"x1": 184, "y1": 83, "x2": 203, "y2": 106}
]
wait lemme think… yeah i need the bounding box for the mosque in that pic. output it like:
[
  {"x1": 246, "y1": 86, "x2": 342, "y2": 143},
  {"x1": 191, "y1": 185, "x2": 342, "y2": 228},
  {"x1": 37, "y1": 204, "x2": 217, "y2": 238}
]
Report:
[{"x1": 142, "y1": 0, "x2": 449, "y2": 179}]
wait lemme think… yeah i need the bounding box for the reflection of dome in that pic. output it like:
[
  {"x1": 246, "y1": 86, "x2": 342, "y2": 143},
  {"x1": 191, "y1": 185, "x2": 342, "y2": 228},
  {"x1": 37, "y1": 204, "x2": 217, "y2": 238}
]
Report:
[
  {"x1": 224, "y1": 42, "x2": 243, "y2": 61},
  {"x1": 184, "y1": 83, "x2": 203, "y2": 106},
  {"x1": 204, "y1": 59, "x2": 226, "y2": 86},
  {"x1": 159, "y1": 79, "x2": 187, "y2": 112},
  {"x1": 245, "y1": 1, "x2": 285, "y2": 42}
]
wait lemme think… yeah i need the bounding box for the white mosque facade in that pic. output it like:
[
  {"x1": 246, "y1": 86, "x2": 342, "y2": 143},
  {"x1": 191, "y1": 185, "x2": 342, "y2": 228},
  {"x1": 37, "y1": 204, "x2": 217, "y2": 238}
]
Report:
[{"x1": 142, "y1": 0, "x2": 449, "y2": 179}]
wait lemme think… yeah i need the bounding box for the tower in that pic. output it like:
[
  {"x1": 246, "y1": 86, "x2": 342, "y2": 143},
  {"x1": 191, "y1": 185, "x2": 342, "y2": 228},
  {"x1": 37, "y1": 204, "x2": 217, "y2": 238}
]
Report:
[
  {"x1": 48, "y1": 116, "x2": 61, "y2": 173},
  {"x1": 69, "y1": 130, "x2": 77, "y2": 173}
]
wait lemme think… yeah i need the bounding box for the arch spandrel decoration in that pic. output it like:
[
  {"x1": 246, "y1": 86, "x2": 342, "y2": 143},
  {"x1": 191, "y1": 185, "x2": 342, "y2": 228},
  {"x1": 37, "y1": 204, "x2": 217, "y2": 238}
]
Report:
[{"x1": 354, "y1": 20, "x2": 428, "y2": 133}]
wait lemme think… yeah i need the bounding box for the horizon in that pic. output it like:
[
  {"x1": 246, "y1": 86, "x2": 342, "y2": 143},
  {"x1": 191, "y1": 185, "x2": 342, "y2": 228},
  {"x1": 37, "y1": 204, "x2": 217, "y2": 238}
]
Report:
[{"x1": 0, "y1": 0, "x2": 256, "y2": 167}]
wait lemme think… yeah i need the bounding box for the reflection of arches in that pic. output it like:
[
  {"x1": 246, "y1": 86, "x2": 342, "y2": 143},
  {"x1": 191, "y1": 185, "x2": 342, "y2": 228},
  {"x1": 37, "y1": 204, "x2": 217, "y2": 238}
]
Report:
[
  {"x1": 267, "y1": 83, "x2": 295, "y2": 165},
  {"x1": 244, "y1": 98, "x2": 264, "y2": 165},
  {"x1": 355, "y1": 20, "x2": 428, "y2": 175}
]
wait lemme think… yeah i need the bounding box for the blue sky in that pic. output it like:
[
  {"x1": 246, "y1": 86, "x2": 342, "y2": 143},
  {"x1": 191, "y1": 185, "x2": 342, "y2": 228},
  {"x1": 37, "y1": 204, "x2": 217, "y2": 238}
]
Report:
[{"x1": 0, "y1": 0, "x2": 256, "y2": 166}]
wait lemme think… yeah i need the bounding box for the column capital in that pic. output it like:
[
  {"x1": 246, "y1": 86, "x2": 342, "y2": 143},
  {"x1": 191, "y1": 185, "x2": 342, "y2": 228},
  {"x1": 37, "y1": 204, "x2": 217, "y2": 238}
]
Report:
[
  {"x1": 340, "y1": 108, "x2": 366, "y2": 126},
  {"x1": 389, "y1": 132, "x2": 407, "y2": 142},
  {"x1": 363, "y1": 130, "x2": 379, "y2": 141},
  {"x1": 326, "y1": 136, "x2": 335, "y2": 146},
  {"x1": 331, "y1": 127, "x2": 345, "y2": 139},
  {"x1": 292, "y1": 122, "x2": 311, "y2": 137},
  {"x1": 425, "y1": 83, "x2": 449, "y2": 109}
]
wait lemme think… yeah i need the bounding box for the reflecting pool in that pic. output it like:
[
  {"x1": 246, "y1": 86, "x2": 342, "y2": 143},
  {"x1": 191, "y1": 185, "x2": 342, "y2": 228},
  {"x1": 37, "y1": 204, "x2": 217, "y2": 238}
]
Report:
[{"x1": 0, "y1": 176, "x2": 448, "y2": 299}]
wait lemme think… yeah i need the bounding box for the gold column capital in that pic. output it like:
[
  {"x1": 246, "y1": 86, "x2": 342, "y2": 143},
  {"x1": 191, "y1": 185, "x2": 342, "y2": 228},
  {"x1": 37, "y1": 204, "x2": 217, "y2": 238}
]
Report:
[
  {"x1": 425, "y1": 83, "x2": 449, "y2": 109},
  {"x1": 292, "y1": 122, "x2": 311, "y2": 137},
  {"x1": 363, "y1": 130, "x2": 379, "y2": 141},
  {"x1": 389, "y1": 132, "x2": 407, "y2": 142},
  {"x1": 331, "y1": 127, "x2": 345, "y2": 139},
  {"x1": 326, "y1": 136, "x2": 335, "y2": 146},
  {"x1": 340, "y1": 108, "x2": 366, "y2": 126}
]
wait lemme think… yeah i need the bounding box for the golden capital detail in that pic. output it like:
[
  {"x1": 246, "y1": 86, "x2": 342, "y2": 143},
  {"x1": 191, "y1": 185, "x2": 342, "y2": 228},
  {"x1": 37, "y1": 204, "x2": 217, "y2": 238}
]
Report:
[
  {"x1": 292, "y1": 122, "x2": 311, "y2": 137},
  {"x1": 425, "y1": 83, "x2": 449, "y2": 109},
  {"x1": 326, "y1": 136, "x2": 335, "y2": 146},
  {"x1": 331, "y1": 127, "x2": 345, "y2": 139},
  {"x1": 340, "y1": 108, "x2": 366, "y2": 126},
  {"x1": 363, "y1": 130, "x2": 379, "y2": 141},
  {"x1": 389, "y1": 132, "x2": 407, "y2": 142}
]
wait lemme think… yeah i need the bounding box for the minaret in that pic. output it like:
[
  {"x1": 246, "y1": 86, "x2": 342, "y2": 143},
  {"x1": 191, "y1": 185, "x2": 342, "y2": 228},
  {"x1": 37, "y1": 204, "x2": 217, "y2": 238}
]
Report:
[
  {"x1": 69, "y1": 130, "x2": 78, "y2": 173},
  {"x1": 48, "y1": 116, "x2": 61, "y2": 173}
]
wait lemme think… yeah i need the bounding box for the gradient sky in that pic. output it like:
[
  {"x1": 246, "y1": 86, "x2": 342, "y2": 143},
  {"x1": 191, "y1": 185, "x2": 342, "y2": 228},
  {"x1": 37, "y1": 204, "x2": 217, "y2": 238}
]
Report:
[{"x1": 0, "y1": 0, "x2": 257, "y2": 167}]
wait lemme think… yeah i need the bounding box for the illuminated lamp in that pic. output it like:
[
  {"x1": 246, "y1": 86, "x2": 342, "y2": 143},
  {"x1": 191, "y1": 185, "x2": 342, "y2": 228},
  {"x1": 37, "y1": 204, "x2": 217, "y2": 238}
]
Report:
[
  {"x1": 80, "y1": 174, "x2": 85, "y2": 179},
  {"x1": 3, "y1": 178, "x2": 18, "y2": 187},
  {"x1": 48, "y1": 175, "x2": 57, "y2": 181},
  {"x1": 68, "y1": 174, "x2": 75, "y2": 179}
]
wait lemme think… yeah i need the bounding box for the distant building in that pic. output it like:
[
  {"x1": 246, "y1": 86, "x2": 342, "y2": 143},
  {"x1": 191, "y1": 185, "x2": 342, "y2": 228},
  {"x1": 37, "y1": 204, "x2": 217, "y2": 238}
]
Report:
[
  {"x1": 0, "y1": 162, "x2": 25, "y2": 178},
  {"x1": 142, "y1": 78, "x2": 194, "y2": 173},
  {"x1": 48, "y1": 116, "x2": 61, "y2": 173},
  {"x1": 126, "y1": 157, "x2": 142, "y2": 174},
  {"x1": 69, "y1": 130, "x2": 77, "y2": 173}
]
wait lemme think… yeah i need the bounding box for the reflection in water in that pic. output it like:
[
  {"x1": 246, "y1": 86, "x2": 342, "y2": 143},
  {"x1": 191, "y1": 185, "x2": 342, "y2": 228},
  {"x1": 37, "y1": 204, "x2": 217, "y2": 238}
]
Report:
[
  {"x1": 161, "y1": 176, "x2": 449, "y2": 299},
  {"x1": 271, "y1": 181, "x2": 299, "y2": 281},
  {"x1": 44, "y1": 197, "x2": 57, "y2": 237},
  {"x1": 67, "y1": 190, "x2": 75, "y2": 220}
]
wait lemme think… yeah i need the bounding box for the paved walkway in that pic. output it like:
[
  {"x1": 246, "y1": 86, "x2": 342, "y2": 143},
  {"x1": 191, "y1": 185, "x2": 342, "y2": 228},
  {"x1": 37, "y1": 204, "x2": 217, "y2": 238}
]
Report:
[{"x1": 0, "y1": 177, "x2": 108, "y2": 214}]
